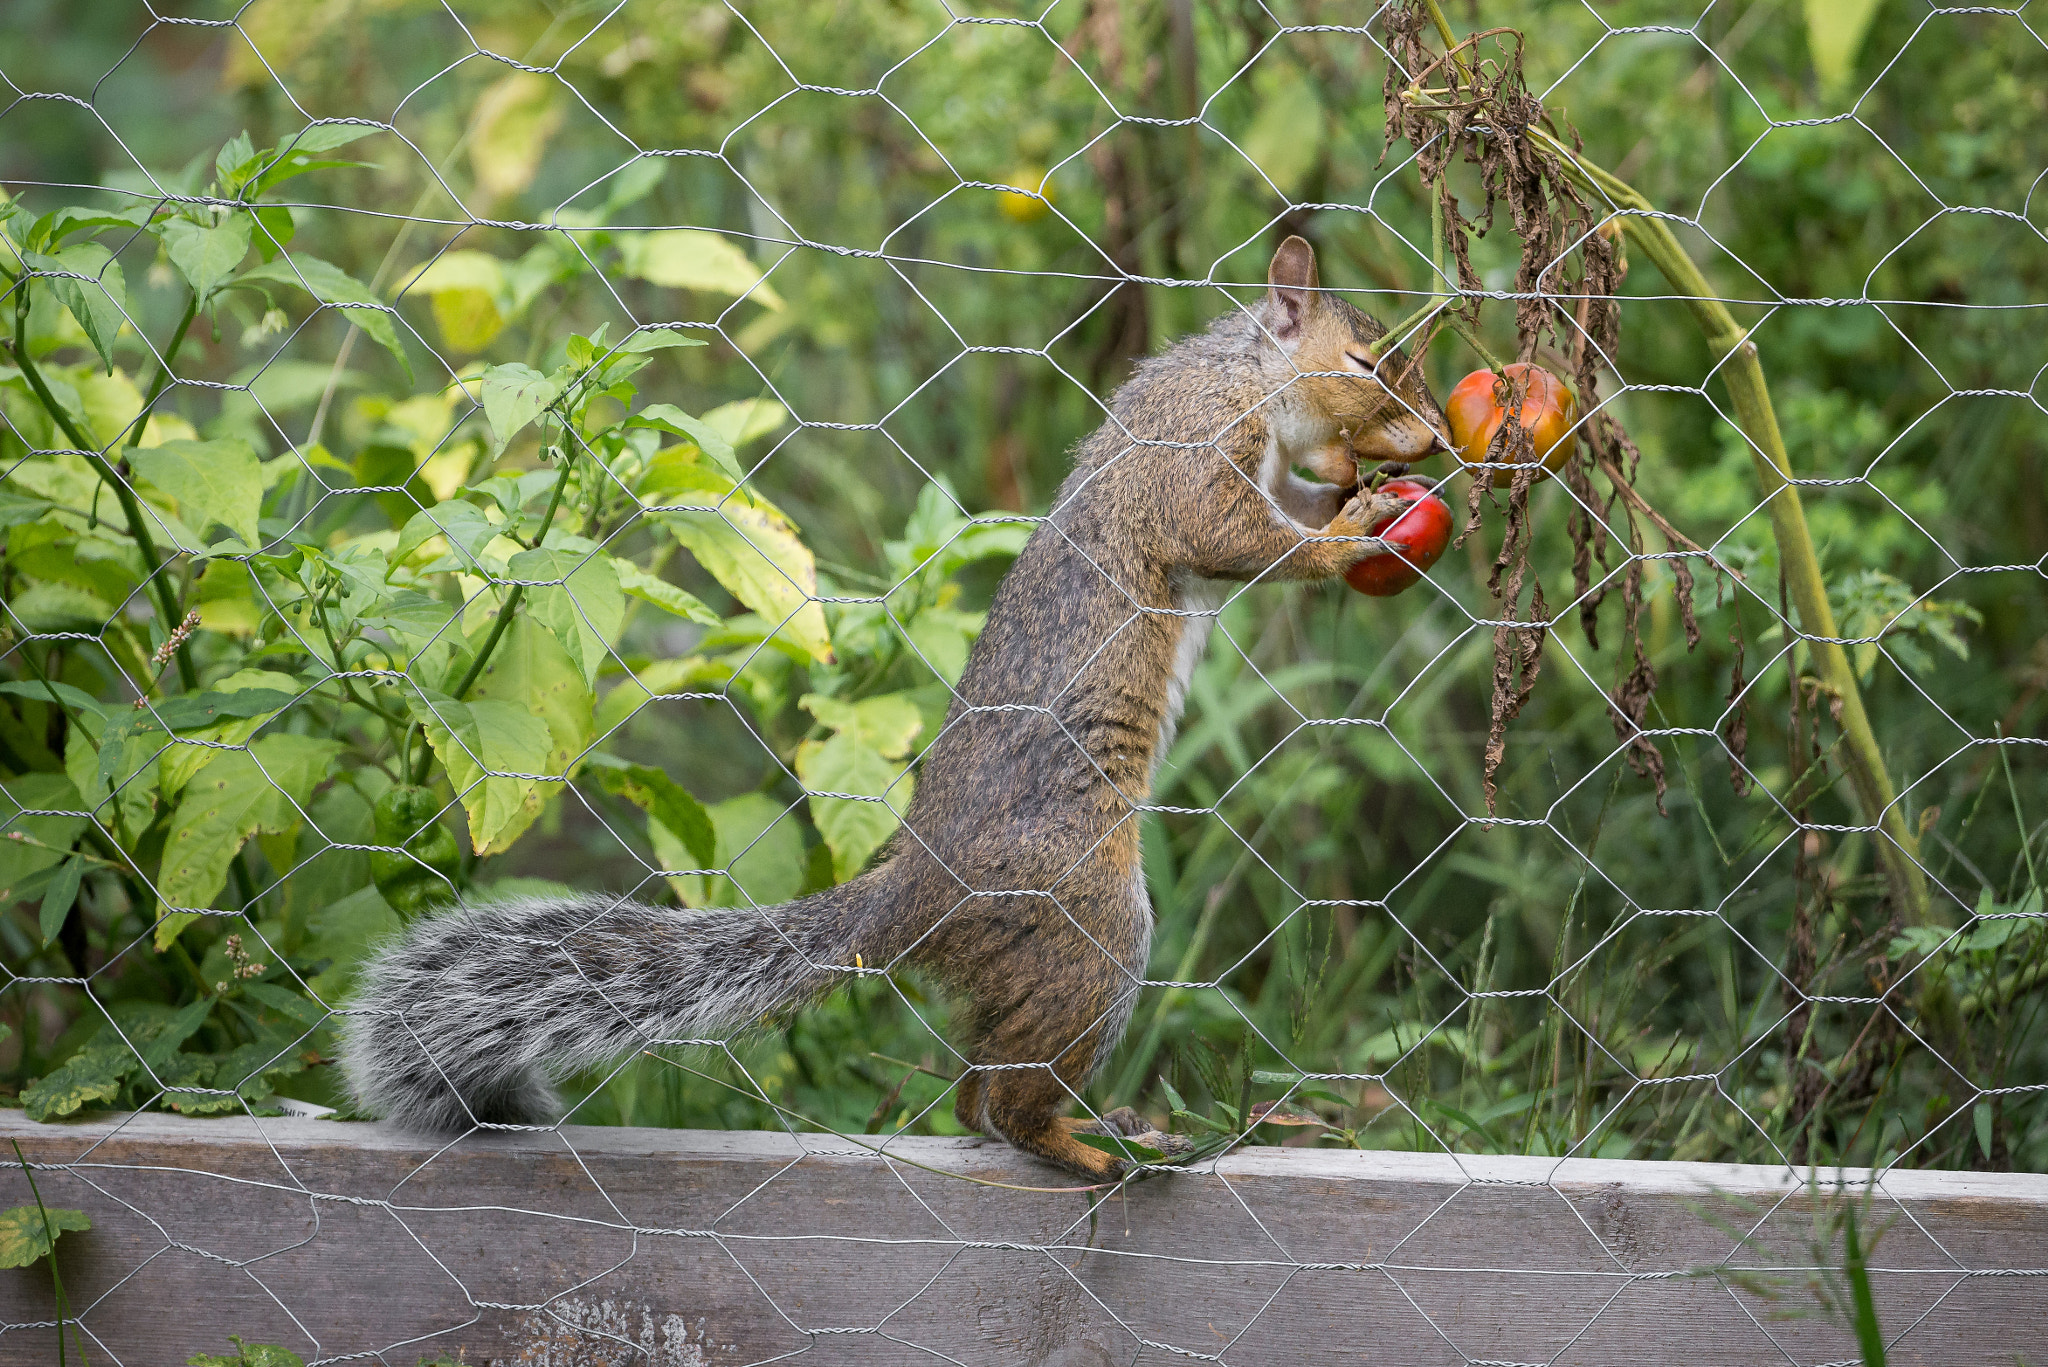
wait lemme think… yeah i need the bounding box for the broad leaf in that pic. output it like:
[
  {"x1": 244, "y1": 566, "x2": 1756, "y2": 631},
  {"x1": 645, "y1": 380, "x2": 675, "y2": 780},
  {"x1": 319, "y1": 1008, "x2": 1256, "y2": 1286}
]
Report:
[
  {"x1": 627, "y1": 403, "x2": 743, "y2": 483},
  {"x1": 701, "y1": 396, "x2": 790, "y2": 448},
  {"x1": 614, "y1": 558, "x2": 720, "y2": 626},
  {"x1": 480, "y1": 361, "x2": 568, "y2": 455},
  {"x1": 642, "y1": 456, "x2": 831, "y2": 663},
  {"x1": 238, "y1": 254, "x2": 411, "y2": 379},
  {"x1": 155, "y1": 669, "x2": 304, "y2": 797},
  {"x1": 0, "y1": 773, "x2": 88, "y2": 901},
  {"x1": 801, "y1": 692, "x2": 923, "y2": 758},
  {"x1": 590, "y1": 757, "x2": 717, "y2": 869},
  {"x1": 38, "y1": 854, "x2": 83, "y2": 946},
  {"x1": 795, "y1": 730, "x2": 914, "y2": 883},
  {"x1": 23, "y1": 243, "x2": 130, "y2": 374},
  {"x1": 465, "y1": 616, "x2": 594, "y2": 847},
  {"x1": 393, "y1": 500, "x2": 501, "y2": 567},
  {"x1": 408, "y1": 683, "x2": 557, "y2": 857},
  {"x1": 402, "y1": 249, "x2": 508, "y2": 352},
  {"x1": 617, "y1": 329, "x2": 707, "y2": 355},
  {"x1": 0, "y1": 1205, "x2": 92, "y2": 1268},
  {"x1": 508, "y1": 545, "x2": 624, "y2": 687},
  {"x1": 131, "y1": 437, "x2": 263, "y2": 548},
  {"x1": 20, "y1": 1022, "x2": 138, "y2": 1120},
  {"x1": 155, "y1": 734, "x2": 342, "y2": 948},
  {"x1": 159, "y1": 214, "x2": 253, "y2": 303},
  {"x1": 619, "y1": 229, "x2": 784, "y2": 309}
]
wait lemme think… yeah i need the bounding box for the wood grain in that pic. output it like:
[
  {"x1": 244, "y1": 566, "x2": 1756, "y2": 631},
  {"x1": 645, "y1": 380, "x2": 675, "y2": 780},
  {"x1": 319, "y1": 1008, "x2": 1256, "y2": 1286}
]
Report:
[{"x1": 2, "y1": 1112, "x2": 2043, "y2": 1366}]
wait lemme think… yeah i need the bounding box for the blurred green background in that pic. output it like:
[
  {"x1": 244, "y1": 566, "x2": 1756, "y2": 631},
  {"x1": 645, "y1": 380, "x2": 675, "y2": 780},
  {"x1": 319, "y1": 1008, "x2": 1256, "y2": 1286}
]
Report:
[{"x1": 2, "y1": 0, "x2": 2043, "y2": 1172}]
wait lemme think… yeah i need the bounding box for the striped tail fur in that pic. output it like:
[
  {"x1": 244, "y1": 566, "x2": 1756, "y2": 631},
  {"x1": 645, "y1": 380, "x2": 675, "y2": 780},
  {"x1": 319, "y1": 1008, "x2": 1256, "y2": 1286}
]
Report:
[{"x1": 339, "y1": 884, "x2": 871, "y2": 1133}]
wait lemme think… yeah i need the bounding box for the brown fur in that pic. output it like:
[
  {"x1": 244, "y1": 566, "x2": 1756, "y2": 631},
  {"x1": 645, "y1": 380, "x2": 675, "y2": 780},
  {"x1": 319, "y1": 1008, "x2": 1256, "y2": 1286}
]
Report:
[{"x1": 816, "y1": 239, "x2": 1448, "y2": 1179}]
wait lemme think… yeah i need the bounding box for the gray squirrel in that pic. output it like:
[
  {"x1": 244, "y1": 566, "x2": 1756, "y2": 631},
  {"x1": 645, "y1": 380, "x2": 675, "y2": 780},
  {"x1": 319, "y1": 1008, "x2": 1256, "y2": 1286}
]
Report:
[{"x1": 340, "y1": 236, "x2": 1449, "y2": 1181}]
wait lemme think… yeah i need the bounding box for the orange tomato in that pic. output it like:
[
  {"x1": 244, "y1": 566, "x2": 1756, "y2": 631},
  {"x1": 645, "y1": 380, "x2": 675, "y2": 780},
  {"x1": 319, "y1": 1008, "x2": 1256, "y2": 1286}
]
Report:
[{"x1": 1445, "y1": 363, "x2": 1578, "y2": 487}]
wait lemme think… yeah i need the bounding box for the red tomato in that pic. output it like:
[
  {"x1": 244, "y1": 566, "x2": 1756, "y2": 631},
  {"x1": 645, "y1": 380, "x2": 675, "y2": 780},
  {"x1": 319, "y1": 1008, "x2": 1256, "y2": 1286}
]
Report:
[
  {"x1": 1445, "y1": 363, "x2": 1578, "y2": 487},
  {"x1": 1344, "y1": 478, "x2": 1453, "y2": 597}
]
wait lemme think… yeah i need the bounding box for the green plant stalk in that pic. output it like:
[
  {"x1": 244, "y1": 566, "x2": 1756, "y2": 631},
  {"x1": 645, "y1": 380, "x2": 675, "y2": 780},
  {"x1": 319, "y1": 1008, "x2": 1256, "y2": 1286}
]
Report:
[
  {"x1": 1843, "y1": 1206, "x2": 1888, "y2": 1367},
  {"x1": 121, "y1": 293, "x2": 199, "y2": 455},
  {"x1": 10, "y1": 1138, "x2": 87, "y2": 1367},
  {"x1": 404, "y1": 431, "x2": 577, "y2": 786},
  {"x1": 1519, "y1": 125, "x2": 1930, "y2": 930},
  {"x1": 10, "y1": 299, "x2": 199, "y2": 694}
]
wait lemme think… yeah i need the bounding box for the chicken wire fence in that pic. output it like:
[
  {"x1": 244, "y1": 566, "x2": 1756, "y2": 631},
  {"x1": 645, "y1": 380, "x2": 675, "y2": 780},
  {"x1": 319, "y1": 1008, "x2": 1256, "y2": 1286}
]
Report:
[{"x1": 2, "y1": 0, "x2": 2046, "y2": 1363}]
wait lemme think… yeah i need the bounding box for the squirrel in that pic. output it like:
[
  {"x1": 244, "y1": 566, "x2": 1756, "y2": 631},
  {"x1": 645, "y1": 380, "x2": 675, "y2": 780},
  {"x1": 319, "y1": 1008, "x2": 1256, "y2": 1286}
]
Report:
[{"x1": 340, "y1": 236, "x2": 1450, "y2": 1182}]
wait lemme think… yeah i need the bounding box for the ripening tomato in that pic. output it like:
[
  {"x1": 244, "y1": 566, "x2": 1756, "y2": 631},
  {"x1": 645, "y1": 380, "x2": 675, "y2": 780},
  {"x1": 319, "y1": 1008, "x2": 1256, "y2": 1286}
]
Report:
[
  {"x1": 1344, "y1": 479, "x2": 1453, "y2": 597},
  {"x1": 997, "y1": 167, "x2": 1053, "y2": 222},
  {"x1": 1446, "y1": 364, "x2": 1577, "y2": 487}
]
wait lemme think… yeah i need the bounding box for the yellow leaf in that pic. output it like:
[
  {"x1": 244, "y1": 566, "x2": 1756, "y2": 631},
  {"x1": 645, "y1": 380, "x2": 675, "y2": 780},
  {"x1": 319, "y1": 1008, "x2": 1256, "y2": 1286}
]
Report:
[
  {"x1": 1806, "y1": 0, "x2": 1885, "y2": 98},
  {"x1": 469, "y1": 71, "x2": 565, "y2": 202},
  {"x1": 620, "y1": 230, "x2": 784, "y2": 309}
]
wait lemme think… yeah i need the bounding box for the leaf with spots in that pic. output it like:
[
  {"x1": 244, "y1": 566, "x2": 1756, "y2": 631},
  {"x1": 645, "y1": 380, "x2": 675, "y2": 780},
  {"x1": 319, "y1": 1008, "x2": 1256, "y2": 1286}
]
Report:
[
  {"x1": 0, "y1": 1205, "x2": 91, "y2": 1268},
  {"x1": 154, "y1": 734, "x2": 343, "y2": 949}
]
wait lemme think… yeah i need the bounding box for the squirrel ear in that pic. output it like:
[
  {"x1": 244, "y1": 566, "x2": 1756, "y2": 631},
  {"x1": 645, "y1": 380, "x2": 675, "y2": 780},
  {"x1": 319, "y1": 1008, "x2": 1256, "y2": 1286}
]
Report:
[{"x1": 1265, "y1": 235, "x2": 1322, "y2": 343}]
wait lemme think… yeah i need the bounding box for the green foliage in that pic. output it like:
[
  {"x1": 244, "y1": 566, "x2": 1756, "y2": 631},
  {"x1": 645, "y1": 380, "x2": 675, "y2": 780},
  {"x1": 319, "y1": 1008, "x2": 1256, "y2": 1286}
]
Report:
[
  {"x1": 2, "y1": 1, "x2": 2043, "y2": 1186},
  {"x1": 188, "y1": 1337, "x2": 306, "y2": 1367},
  {"x1": 0, "y1": 1203, "x2": 90, "y2": 1268},
  {"x1": 2, "y1": 115, "x2": 1016, "y2": 1125}
]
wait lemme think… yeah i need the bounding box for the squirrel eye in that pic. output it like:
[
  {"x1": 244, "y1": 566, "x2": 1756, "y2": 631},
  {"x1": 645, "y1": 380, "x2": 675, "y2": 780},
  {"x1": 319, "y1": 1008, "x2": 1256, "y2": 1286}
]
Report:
[{"x1": 1340, "y1": 349, "x2": 1376, "y2": 374}]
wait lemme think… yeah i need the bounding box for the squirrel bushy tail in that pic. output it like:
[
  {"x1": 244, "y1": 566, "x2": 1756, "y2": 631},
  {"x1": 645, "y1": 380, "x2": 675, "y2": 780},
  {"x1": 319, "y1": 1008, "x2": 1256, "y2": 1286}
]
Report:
[{"x1": 339, "y1": 878, "x2": 878, "y2": 1132}]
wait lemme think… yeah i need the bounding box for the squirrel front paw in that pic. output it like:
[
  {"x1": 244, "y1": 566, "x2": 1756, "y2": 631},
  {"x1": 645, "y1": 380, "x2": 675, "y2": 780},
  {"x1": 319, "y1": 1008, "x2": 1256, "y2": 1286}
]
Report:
[{"x1": 1326, "y1": 487, "x2": 1407, "y2": 539}]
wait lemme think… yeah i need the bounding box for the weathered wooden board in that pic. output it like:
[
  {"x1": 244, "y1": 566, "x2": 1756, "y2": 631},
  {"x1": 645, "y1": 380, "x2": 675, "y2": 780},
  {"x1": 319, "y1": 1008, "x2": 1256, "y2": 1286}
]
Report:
[{"x1": 1, "y1": 1111, "x2": 2043, "y2": 1366}]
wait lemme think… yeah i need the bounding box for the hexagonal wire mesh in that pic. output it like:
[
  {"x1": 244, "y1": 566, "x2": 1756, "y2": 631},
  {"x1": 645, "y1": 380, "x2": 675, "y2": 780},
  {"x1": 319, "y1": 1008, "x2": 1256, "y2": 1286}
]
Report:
[{"x1": 2, "y1": 0, "x2": 2045, "y2": 1362}]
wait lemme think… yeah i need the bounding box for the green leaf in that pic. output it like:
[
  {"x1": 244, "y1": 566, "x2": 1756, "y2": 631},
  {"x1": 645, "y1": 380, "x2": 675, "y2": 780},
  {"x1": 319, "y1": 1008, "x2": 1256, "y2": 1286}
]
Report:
[
  {"x1": 794, "y1": 730, "x2": 913, "y2": 883},
  {"x1": 0, "y1": 680, "x2": 105, "y2": 721},
  {"x1": 214, "y1": 131, "x2": 258, "y2": 191},
  {"x1": 237, "y1": 254, "x2": 411, "y2": 380},
  {"x1": 0, "y1": 1205, "x2": 91, "y2": 1268},
  {"x1": 617, "y1": 328, "x2": 708, "y2": 355},
  {"x1": 800, "y1": 693, "x2": 923, "y2": 758},
  {"x1": 700, "y1": 396, "x2": 790, "y2": 449},
  {"x1": 614, "y1": 558, "x2": 720, "y2": 626},
  {"x1": 392, "y1": 500, "x2": 503, "y2": 567},
  {"x1": 0, "y1": 490, "x2": 55, "y2": 528},
  {"x1": 38, "y1": 854, "x2": 83, "y2": 947},
  {"x1": 466, "y1": 616, "x2": 594, "y2": 847},
  {"x1": 407, "y1": 683, "x2": 559, "y2": 857},
  {"x1": 481, "y1": 361, "x2": 568, "y2": 455},
  {"x1": 252, "y1": 125, "x2": 376, "y2": 193},
  {"x1": 508, "y1": 545, "x2": 624, "y2": 688},
  {"x1": 1806, "y1": 0, "x2": 1885, "y2": 97},
  {"x1": 158, "y1": 214, "x2": 253, "y2": 303},
  {"x1": 23, "y1": 243, "x2": 130, "y2": 374},
  {"x1": 251, "y1": 204, "x2": 295, "y2": 261},
  {"x1": 591, "y1": 757, "x2": 717, "y2": 869},
  {"x1": 1160, "y1": 1079, "x2": 1189, "y2": 1114},
  {"x1": 663, "y1": 792, "x2": 803, "y2": 909},
  {"x1": 21, "y1": 1023, "x2": 138, "y2": 1120},
  {"x1": 627, "y1": 403, "x2": 743, "y2": 483},
  {"x1": 7, "y1": 582, "x2": 113, "y2": 632},
  {"x1": 131, "y1": 437, "x2": 264, "y2": 548},
  {"x1": 139, "y1": 994, "x2": 216, "y2": 1075},
  {"x1": 644, "y1": 459, "x2": 831, "y2": 664},
  {"x1": 154, "y1": 669, "x2": 303, "y2": 798},
  {"x1": 188, "y1": 1335, "x2": 308, "y2": 1367},
  {"x1": 1974, "y1": 1100, "x2": 1994, "y2": 1159},
  {"x1": 618, "y1": 229, "x2": 784, "y2": 309},
  {"x1": 155, "y1": 734, "x2": 343, "y2": 948},
  {"x1": 1, "y1": 773, "x2": 88, "y2": 902},
  {"x1": 1070, "y1": 1131, "x2": 1169, "y2": 1163}
]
